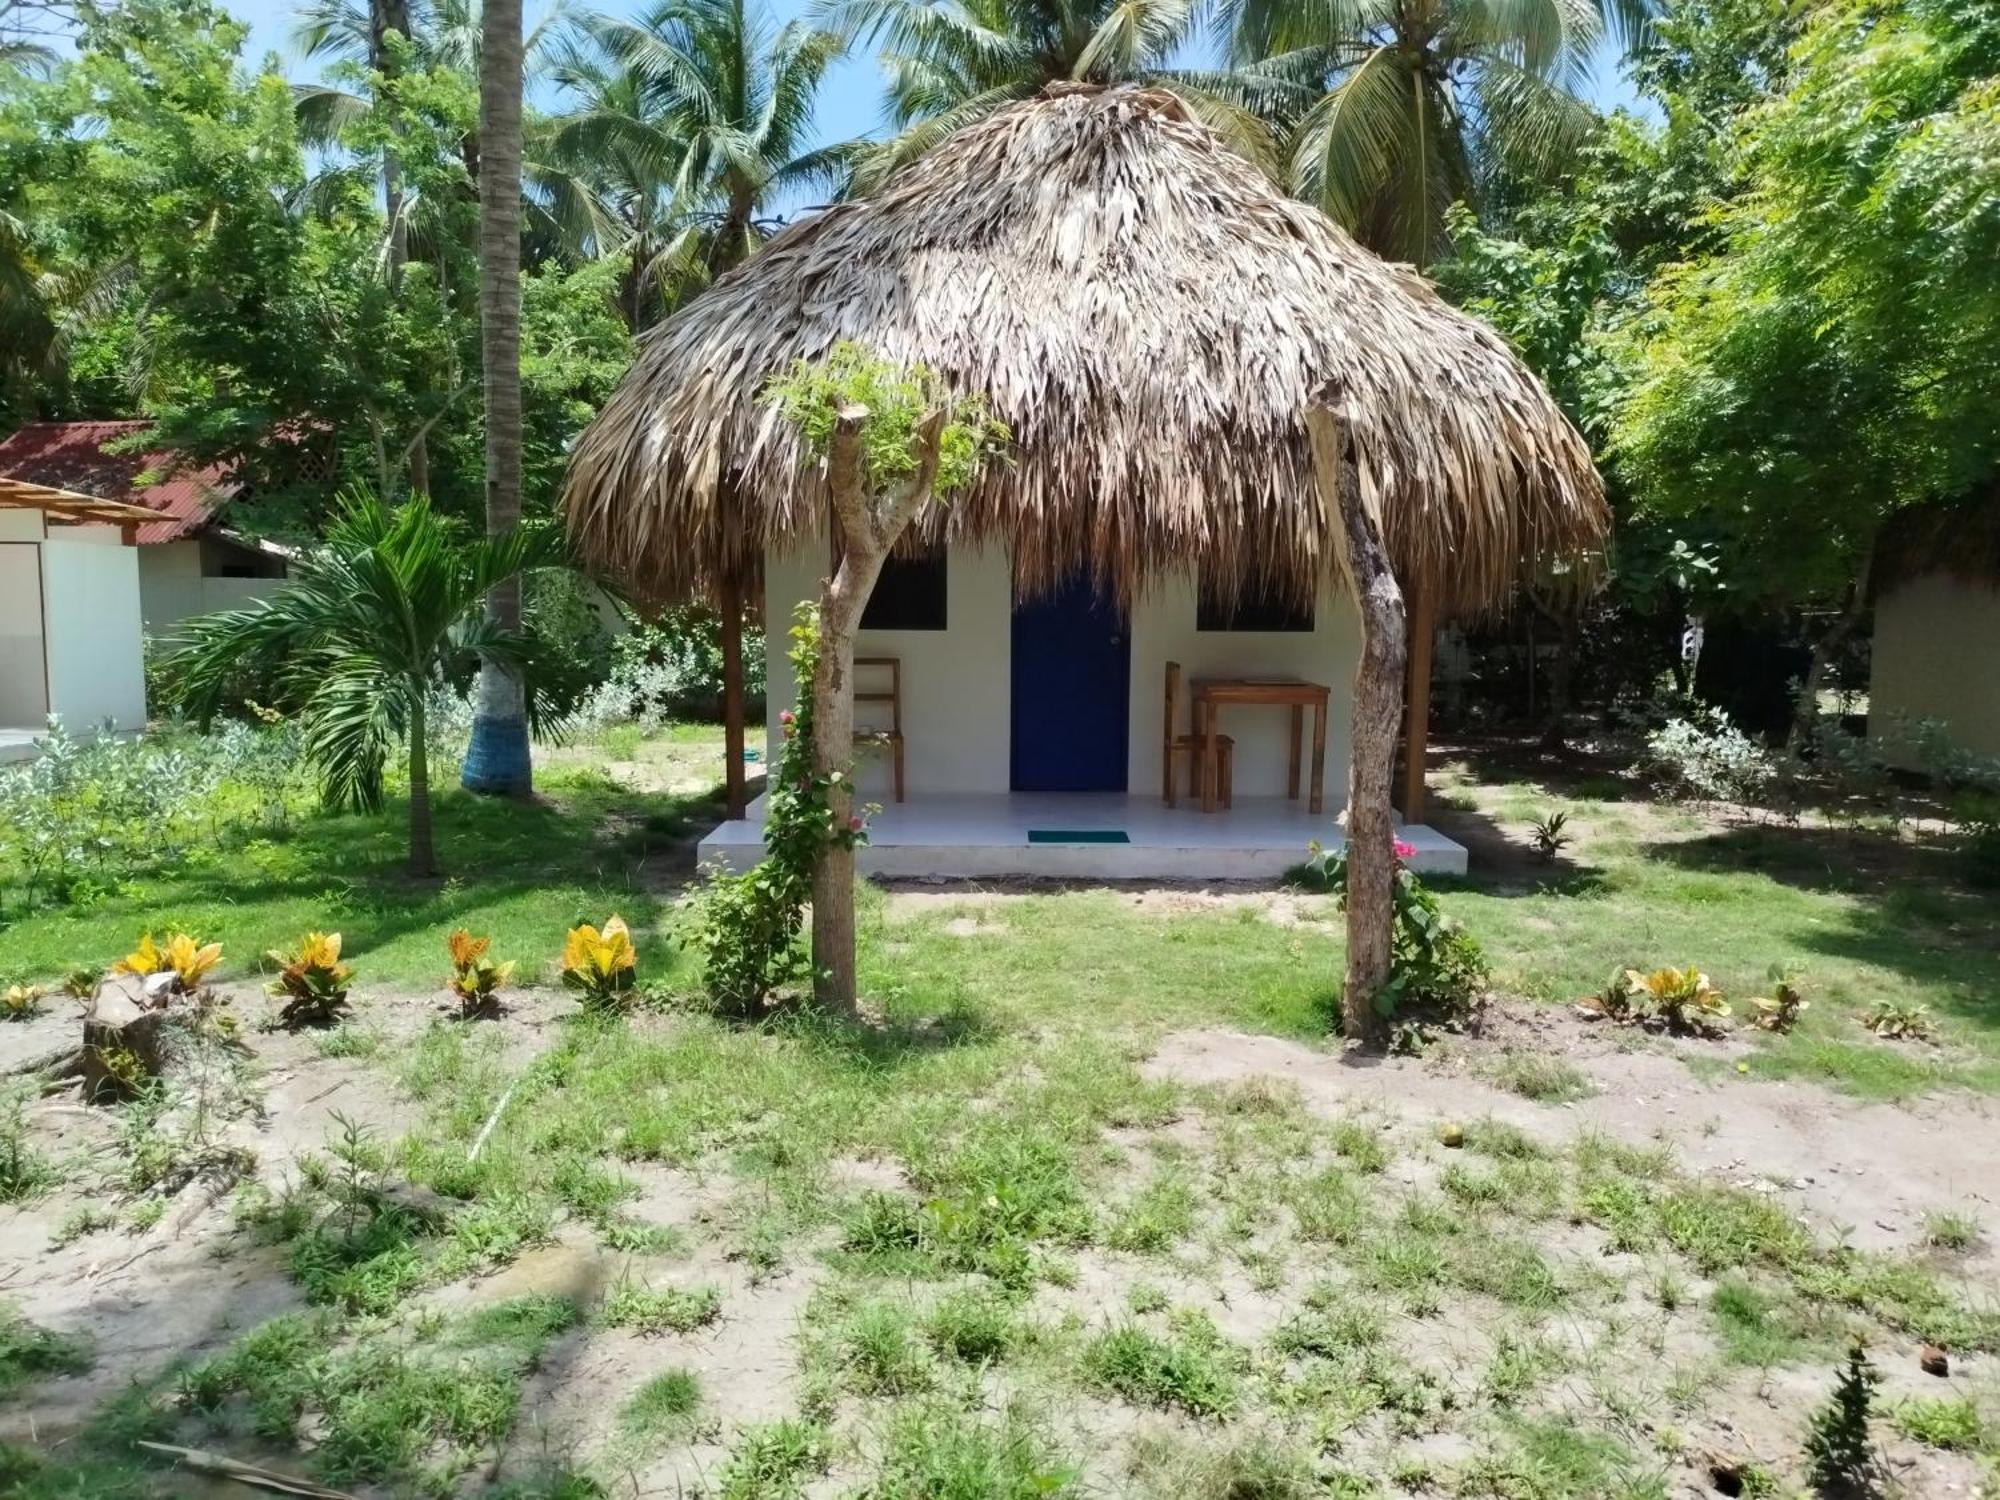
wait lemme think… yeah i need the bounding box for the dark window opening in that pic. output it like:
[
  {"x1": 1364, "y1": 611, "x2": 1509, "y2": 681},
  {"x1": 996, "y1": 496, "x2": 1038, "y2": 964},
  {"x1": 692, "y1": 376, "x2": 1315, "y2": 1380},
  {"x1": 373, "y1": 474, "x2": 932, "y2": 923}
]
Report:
[
  {"x1": 862, "y1": 546, "x2": 948, "y2": 631},
  {"x1": 1197, "y1": 572, "x2": 1314, "y2": 632}
]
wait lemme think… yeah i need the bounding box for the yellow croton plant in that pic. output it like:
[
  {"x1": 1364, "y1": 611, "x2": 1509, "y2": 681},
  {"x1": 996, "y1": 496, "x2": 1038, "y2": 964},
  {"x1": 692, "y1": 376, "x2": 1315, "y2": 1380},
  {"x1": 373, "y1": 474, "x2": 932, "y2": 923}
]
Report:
[
  {"x1": 113, "y1": 932, "x2": 224, "y2": 990},
  {"x1": 562, "y1": 916, "x2": 638, "y2": 1000},
  {"x1": 273, "y1": 931, "x2": 352, "y2": 984},
  {"x1": 447, "y1": 928, "x2": 516, "y2": 999}
]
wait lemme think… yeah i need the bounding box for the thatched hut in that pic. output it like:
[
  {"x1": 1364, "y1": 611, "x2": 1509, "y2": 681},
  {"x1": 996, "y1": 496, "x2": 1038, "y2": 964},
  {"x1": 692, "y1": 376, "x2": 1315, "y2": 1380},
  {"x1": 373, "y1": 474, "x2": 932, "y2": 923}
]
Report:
[{"x1": 563, "y1": 83, "x2": 1607, "y2": 878}]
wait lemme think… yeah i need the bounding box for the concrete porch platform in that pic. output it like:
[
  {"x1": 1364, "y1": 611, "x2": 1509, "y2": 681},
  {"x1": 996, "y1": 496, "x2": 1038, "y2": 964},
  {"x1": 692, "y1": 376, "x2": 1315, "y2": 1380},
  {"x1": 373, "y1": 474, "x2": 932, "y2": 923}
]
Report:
[
  {"x1": 697, "y1": 792, "x2": 1468, "y2": 881},
  {"x1": 0, "y1": 729, "x2": 40, "y2": 765}
]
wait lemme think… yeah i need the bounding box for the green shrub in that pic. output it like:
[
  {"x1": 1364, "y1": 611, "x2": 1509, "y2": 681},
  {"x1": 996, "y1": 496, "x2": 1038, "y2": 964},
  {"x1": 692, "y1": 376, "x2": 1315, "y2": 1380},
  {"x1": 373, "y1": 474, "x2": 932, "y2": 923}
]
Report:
[
  {"x1": 678, "y1": 605, "x2": 848, "y2": 1014},
  {"x1": 1298, "y1": 844, "x2": 1487, "y2": 1023}
]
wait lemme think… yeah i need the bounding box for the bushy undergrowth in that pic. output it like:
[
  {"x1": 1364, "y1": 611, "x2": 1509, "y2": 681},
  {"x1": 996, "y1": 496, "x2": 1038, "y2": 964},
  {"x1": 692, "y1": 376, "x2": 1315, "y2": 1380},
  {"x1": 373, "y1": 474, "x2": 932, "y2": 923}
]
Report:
[
  {"x1": 1647, "y1": 708, "x2": 1776, "y2": 803},
  {"x1": 578, "y1": 608, "x2": 767, "y2": 729},
  {"x1": 0, "y1": 717, "x2": 311, "y2": 912},
  {"x1": 0, "y1": 703, "x2": 481, "y2": 917}
]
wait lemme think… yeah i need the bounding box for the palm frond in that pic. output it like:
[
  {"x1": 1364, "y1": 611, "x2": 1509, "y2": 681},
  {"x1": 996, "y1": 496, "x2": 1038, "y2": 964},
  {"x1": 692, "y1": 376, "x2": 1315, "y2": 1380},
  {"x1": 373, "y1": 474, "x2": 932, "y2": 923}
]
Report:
[{"x1": 1287, "y1": 43, "x2": 1408, "y2": 232}]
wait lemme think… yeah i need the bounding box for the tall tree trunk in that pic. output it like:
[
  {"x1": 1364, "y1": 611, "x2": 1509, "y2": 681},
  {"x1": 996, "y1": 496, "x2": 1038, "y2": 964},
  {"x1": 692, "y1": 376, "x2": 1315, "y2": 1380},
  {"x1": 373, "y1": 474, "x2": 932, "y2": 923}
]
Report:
[
  {"x1": 1306, "y1": 399, "x2": 1407, "y2": 1041},
  {"x1": 706, "y1": 178, "x2": 755, "y2": 282},
  {"x1": 808, "y1": 405, "x2": 945, "y2": 1013},
  {"x1": 1787, "y1": 546, "x2": 1874, "y2": 756},
  {"x1": 463, "y1": 0, "x2": 531, "y2": 796},
  {"x1": 369, "y1": 0, "x2": 428, "y2": 496},
  {"x1": 408, "y1": 694, "x2": 437, "y2": 877}
]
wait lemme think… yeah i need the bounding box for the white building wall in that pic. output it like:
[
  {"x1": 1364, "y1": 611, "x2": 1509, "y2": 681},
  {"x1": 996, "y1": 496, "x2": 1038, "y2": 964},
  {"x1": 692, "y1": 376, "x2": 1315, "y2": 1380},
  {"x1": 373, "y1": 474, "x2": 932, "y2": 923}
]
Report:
[
  {"x1": 1870, "y1": 574, "x2": 2000, "y2": 766},
  {"x1": 1127, "y1": 569, "x2": 1359, "y2": 807},
  {"x1": 137, "y1": 542, "x2": 287, "y2": 635},
  {"x1": 765, "y1": 540, "x2": 1014, "y2": 799},
  {"x1": 0, "y1": 543, "x2": 47, "y2": 727},
  {"x1": 41, "y1": 531, "x2": 148, "y2": 732},
  {"x1": 137, "y1": 542, "x2": 204, "y2": 632},
  {"x1": 0, "y1": 509, "x2": 44, "y2": 544},
  {"x1": 763, "y1": 541, "x2": 1361, "y2": 807}
]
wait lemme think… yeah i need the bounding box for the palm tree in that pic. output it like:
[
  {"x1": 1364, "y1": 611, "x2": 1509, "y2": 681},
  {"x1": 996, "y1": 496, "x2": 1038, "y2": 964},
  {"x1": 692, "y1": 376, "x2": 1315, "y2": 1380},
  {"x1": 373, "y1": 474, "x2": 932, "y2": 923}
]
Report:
[
  {"x1": 574, "y1": 0, "x2": 847, "y2": 283},
  {"x1": 1227, "y1": 0, "x2": 1652, "y2": 267},
  {"x1": 530, "y1": 31, "x2": 703, "y2": 329},
  {"x1": 464, "y1": 0, "x2": 533, "y2": 794},
  {"x1": 817, "y1": 0, "x2": 1279, "y2": 188},
  {"x1": 170, "y1": 493, "x2": 563, "y2": 876}
]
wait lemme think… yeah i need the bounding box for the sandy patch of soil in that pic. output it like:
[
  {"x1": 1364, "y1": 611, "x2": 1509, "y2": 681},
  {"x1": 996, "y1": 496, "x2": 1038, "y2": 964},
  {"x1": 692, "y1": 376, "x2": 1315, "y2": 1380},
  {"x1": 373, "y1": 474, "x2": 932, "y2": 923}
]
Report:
[{"x1": 1143, "y1": 1018, "x2": 2000, "y2": 1260}]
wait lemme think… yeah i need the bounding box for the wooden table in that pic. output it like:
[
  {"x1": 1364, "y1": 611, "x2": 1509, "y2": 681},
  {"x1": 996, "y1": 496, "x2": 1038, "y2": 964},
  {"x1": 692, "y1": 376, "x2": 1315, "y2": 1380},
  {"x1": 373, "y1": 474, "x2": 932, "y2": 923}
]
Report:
[{"x1": 1190, "y1": 677, "x2": 1331, "y2": 815}]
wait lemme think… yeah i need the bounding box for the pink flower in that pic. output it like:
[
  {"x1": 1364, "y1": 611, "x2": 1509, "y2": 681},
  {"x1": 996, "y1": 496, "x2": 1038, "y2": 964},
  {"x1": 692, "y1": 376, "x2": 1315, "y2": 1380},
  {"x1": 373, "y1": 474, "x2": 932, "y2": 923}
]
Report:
[
  {"x1": 1393, "y1": 839, "x2": 1417, "y2": 861},
  {"x1": 779, "y1": 709, "x2": 795, "y2": 725},
  {"x1": 849, "y1": 815, "x2": 865, "y2": 832}
]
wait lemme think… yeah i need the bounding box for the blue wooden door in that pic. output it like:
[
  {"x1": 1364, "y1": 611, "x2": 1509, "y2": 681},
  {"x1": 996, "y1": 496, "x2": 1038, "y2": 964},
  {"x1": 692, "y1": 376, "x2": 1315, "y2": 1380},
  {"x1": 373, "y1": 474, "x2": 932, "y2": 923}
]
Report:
[{"x1": 1010, "y1": 572, "x2": 1130, "y2": 792}]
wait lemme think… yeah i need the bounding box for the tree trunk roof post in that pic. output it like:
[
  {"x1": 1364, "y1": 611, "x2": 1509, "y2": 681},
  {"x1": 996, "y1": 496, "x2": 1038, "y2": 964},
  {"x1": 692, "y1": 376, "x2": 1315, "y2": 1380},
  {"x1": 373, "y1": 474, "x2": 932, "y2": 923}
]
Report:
[{"x1": 560, "y1": 85, "x2": 1607, "y2": 623}]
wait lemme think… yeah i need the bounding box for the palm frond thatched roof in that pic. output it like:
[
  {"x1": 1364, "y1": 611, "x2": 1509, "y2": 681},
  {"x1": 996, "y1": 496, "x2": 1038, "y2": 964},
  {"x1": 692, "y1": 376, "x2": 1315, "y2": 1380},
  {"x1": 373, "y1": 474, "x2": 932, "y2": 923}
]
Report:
[{"x1": 562, "y1": 83, "x2": 1608, "y2": 618}]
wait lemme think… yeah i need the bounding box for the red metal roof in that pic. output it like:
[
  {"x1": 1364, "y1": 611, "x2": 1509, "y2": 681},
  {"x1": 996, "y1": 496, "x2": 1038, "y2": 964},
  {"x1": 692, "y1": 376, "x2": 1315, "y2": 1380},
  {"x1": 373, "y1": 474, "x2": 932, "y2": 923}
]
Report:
[{"x1": 0, "y1": 421, "x2": 237, "y2": 544}]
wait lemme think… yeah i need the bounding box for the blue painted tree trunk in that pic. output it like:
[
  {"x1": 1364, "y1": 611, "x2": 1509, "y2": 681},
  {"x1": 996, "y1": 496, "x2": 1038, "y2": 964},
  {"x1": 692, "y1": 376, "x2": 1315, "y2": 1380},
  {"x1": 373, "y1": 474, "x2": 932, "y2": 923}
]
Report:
[{"x1": 462, "y1": 662, "x2": 532, "y2": 795}]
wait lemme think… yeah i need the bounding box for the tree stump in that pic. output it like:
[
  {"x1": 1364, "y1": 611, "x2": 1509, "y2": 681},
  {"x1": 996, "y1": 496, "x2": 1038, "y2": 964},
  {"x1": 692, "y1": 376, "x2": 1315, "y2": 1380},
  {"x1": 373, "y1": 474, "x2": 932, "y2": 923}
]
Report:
[{"x1": 80, "y1": 973, "x2": 174, "y2": 1099}]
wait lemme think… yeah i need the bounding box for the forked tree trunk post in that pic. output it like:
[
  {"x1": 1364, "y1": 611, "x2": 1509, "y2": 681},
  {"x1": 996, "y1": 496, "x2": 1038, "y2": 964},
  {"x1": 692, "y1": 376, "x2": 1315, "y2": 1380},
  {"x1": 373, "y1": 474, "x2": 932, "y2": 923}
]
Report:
[
  {"x1": 1306, "y1": 398, "x2": 1407, "y2": 1040},
  {"x1": 809, "y1": 404, "x2": 946, "y2": 1012}
]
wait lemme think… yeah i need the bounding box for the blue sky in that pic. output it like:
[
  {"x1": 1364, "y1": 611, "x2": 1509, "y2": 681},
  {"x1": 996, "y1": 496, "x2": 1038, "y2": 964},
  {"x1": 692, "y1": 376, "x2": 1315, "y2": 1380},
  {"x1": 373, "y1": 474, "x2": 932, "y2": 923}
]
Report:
[{"x1": 218, "y1": 0, "x2": 1648, "y2": 147}]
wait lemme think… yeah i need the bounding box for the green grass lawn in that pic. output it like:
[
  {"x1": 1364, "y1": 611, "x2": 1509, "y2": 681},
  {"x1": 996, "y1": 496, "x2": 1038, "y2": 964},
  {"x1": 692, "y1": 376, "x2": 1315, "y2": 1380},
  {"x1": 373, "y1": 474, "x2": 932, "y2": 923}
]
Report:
[
  {"x1": 5, "y1": 727, "x2": 1994, "y2": 1095},
  {"x1": 0, "y1": 760, "x2": 714, "y2": 992}
]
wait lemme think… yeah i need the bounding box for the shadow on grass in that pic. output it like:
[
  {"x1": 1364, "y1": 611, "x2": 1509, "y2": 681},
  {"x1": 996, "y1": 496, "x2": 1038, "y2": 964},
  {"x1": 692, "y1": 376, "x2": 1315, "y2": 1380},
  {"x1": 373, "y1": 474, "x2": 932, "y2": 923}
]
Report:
[
  {"x1": 1432, "y1": 734, "x2": 1649, "y2": 804},
  {"x1": 1418, "y1": 796, "x2": 1611, "y2": 899},
  {"x1": 765, "y1": 999, "x2": 1004, "y2": 1073}
]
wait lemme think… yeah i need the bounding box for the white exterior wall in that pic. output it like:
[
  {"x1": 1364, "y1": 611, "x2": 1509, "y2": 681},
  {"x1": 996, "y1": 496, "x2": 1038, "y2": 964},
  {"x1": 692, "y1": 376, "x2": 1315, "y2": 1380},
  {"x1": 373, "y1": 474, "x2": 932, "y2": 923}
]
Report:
[
  {"x1": 0, "y1": 542, "x2": 47, "y2": 727},
  {"x1": 137, "y1": 542, "x2": 204, "y2": 631},
  {"x1": 763, "y1": 541, "x2": 1360, "y2": 807},
  {"x1": 40, "y1": 530, "x2": 148, "y2": 732},
  {"x1": 0, "y1": 509, "x2": 44, "y2": 543},
  {"x1": 765, "y1": 540, "x2": 1014, "y2": 799},
  {"x1": 1127, "y1": 568, "x2": 1358, "y2": 804},
  {"x1": 1870, "y1": 574, "x2": 2000, "y2": 766},
  {"x1": 137, "y1": 542, "x2": 286, "y2": 635}
]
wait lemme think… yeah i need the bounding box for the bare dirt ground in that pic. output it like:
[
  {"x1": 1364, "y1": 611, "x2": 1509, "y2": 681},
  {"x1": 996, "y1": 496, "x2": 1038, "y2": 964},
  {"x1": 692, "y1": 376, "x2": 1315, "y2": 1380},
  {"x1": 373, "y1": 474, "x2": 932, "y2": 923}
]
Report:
[
  {"x1": 4, "y1": 982, "x2": 1995, "y2": 1496},
  {"x1": 1148, "y1": 1019, "x2": 2000, "y2": 1266}
]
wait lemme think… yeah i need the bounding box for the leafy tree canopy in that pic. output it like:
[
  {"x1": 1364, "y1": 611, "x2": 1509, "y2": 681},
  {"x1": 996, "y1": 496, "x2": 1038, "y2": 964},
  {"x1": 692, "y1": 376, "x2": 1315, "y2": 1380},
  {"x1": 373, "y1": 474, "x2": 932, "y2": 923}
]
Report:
[{"x1": 1608, "y1": 0, "x2": 2000, "y2": 610}]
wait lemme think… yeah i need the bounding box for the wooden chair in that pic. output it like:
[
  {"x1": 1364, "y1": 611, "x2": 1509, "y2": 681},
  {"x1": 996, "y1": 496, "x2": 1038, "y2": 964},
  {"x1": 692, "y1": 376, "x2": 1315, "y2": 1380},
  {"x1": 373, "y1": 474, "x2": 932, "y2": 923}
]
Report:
[
  {"x1": 1163, "y1": 661, "x2": 1232, "y2": 808},
  {"x1": 854, "y1": 655, "x2": 906, "y2": 803}
]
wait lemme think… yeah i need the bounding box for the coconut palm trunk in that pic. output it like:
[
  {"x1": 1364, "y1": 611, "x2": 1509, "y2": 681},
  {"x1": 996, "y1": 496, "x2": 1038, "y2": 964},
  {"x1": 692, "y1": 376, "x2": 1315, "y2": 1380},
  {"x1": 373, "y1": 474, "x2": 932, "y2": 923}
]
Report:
[
  {"x1": 408, "y1": 693, "x2": 436, "y2": 876},
  {"x1": 368, "y1": 0, "x2": 430, "y2": 496},
  {"x1": 464, "y1": 0, "x2": 532, "y2": 796}
]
